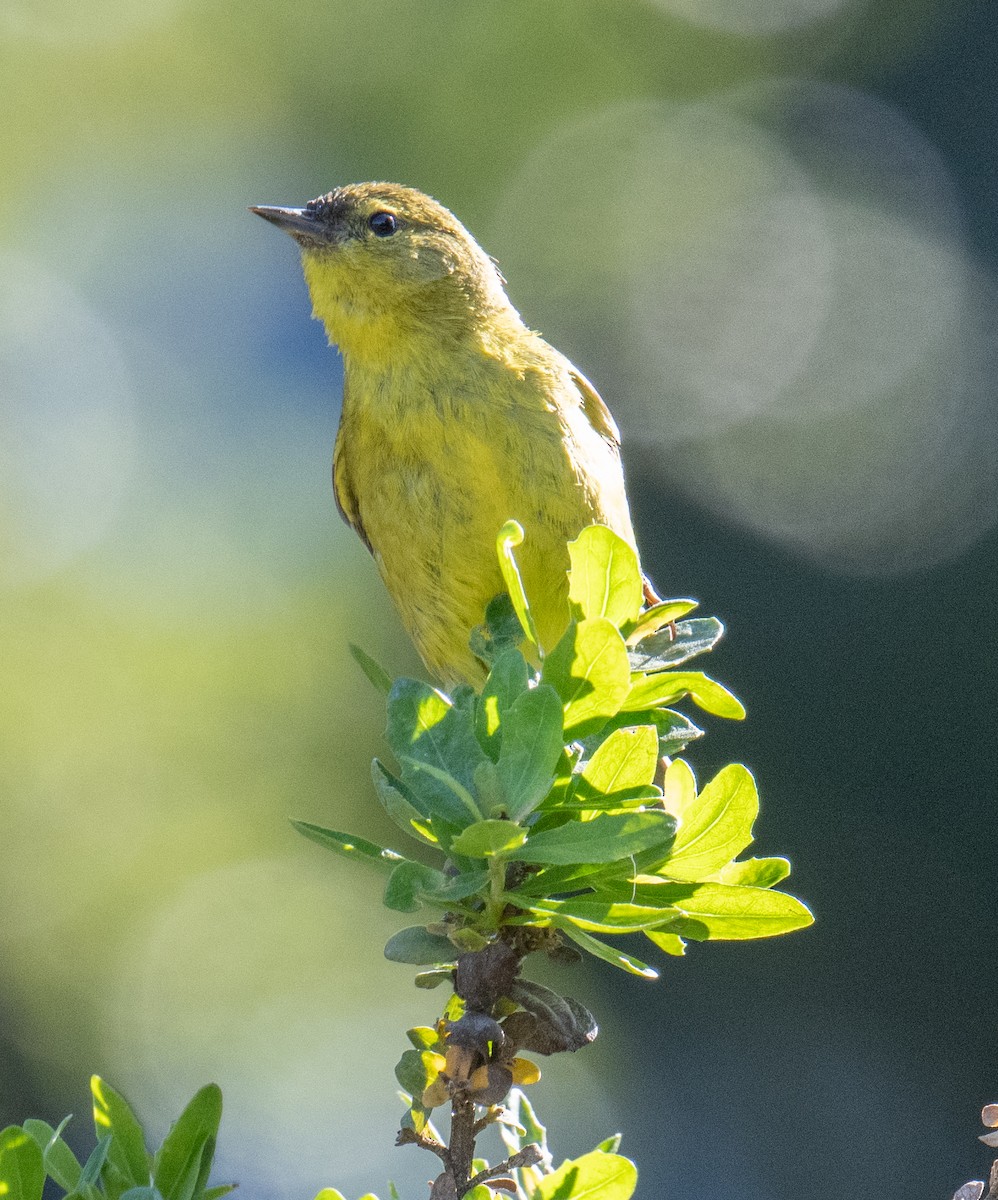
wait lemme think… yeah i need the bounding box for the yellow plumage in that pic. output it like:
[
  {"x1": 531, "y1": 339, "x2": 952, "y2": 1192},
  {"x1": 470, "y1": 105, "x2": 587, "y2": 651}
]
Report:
[{"x1": 252, "y1": 183, "x2": 647, "y2": 685}]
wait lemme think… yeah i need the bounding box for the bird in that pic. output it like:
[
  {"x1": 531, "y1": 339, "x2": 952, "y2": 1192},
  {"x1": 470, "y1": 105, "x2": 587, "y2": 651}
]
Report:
[{"x1": 252, "y1": 182, "x2": 654, "y2": 686}]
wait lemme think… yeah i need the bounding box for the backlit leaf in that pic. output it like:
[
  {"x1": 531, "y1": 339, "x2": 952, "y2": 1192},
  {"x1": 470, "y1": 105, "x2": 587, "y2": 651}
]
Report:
[
  {"x1": 575, "y1": 726, "x2": 659, "y2": 807},
  {"x1": 450, "y1": 820, "x2": 527, "y2": 857},
  {"x1": 714, "y1": 857, "x2": 791, "y2": 888},
  {"x1": 605, "y1": 880, "x2": 814, "y2": 940},
  {"x1": 496, "y1": 521, "x2": 539, "y2": 649},
  {"x1": 531, "y1": 1150, "x2": 638, "y2": 1200},
  {"x1": 542, "y1": 619, "x2": 631, "y2": 738},
  {"x1": 524, "y1": 896, "x2": 682, "y2": 933},
  {"x1": 622, "y1": 671, "x2": 745, "y2": 719},
  {"x1": 567, "y1": 525, "x2": 642, "y2": 628},
  {"x1": 624, "y1": 599, "x2": 698, "y2": 643},
  {"x1": 659, "y1": 763, "x2": 758, "y2": 881}
]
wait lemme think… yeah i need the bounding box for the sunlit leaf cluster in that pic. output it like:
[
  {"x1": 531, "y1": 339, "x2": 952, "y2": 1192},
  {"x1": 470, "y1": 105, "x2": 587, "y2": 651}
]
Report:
[{"x1": 296, "y1": 522, "x2": 812, "y2": 980}]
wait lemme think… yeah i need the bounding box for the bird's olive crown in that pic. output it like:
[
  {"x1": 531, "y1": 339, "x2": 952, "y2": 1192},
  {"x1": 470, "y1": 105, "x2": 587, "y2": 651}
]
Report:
[
  {"x1": 303, "y1": 182, "x2": 466, "y2": 244},
  {"x1": 297, "y1": 183, "x2": 506, "y2": 294}
]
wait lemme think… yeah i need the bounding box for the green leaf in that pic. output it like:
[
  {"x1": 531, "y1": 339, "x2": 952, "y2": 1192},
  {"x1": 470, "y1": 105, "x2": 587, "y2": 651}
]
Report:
[
  {"x1": 588, "y1": 707, "x2": 703, "y2": 758},
  {"x1": 605, "y1": 880, "x2": 814, "y2": 940},
  {"x1": 567, "y1": 525, "x2": 642, "y2": 629},
  {"x1": 291, "y1": 821, "x2": 406, "y2": 870},
  {"x1": 530, "y1": 1142, "x2": 638, "y2": 1200},
  {"x1": 496, "y1": 685, "x2": 565, "y2": 820},
  {"x1": 475, "y1": 647, "x2": 531, "y2": 753},
  {"x1": 509, "y1": 811, "x2": 675, "y2": 866},
  {"x1": 667, "y1": 883, "x2": 814, "y2": 940},
  {"x1": 152, "y1": 1085, "x2": 222, "y2": 1200},
  {"x1": 552, "y1": 922, "x2": 658, "y2": 979},
  {"x1": 506, "y1": 858, "x2": 626, "y2": 899},
  {"x1": 652, "y1": 709, "x2": 705, "y2": 755},
  {"x1": 496, "y1": 520, "x2": 539, "y2": 649},
  {"x1": 386, "y1": 679, "x2": 487, "y2": 826},
  {"x1": 23, "y1": 1119, "x2": 81, "y2": 1193},
  {"x1": 384, "y1": 927, "x2": 457, "y2": 965},
  {"x1": 92, "y1": 1076, "x2": 151, "y2": 1190},
  {"x1": 405, "y1": 1027, "x2": 440, "y2": 1051},
  {"x1": 414, "y1": 968, "x2": 453, "y2": 989},
  {"x1": 470, "y1": 592, "x2": 527, "y2": 667},
  {"x1": 714, "y1": 857, "x2": 791, "y2": 888},
  {"x1": 574, "y1": 726, "x2": 659, "y2": 807},
  {"x1": 383, "y1": 861, "x2": 449, "y2": 912},
  {"x1": 425, "y1": 870, "x2": 489, "y2": 903},
  {"x1": 659, "y1": 763, "x2": 758, "y2": 881},
  {"x1": 78, "y1": 1135, "x2": 112, "y2": 1190},
  {"x1": 523, "y1": 896, "x2": 682, "y2": 933},
  {"x1": 372, "y1": 760, "x2": 436, "y2": 842},
  {"x1": 119, "y1": 1189, "x2": 160, "y2": 1200},
  {"x1": 450, "y1": 820, "x2": 527, "y2": 857},
  {"x1": 472, "y1": 759, "x2": 506, "y2": 816},
  {"x1": 499, "y1": 1089, "x2": 550, "y2": 1162},
  {"x1": 0, "y1": 1126, "x2": 45, "y2": 1200},
  {"x1": 202, "y1": 1188, "x2": 236, "y2": 1200},
  {"x1": 622, "y1": 671, "x2": 745, "y2": 719},
  {"x1": 394, "y1": 1049, "x2": 442, "y2": 1097},
  {"x1": 628, "y1": 618, "x2": 724, "y2": 672},
  {"x1": 348, "y1": 643, "x2": 393, "y2": 694},
  {"x1": 644, "y1": 930, "x2": 687, "y2": 956},
  {"x1": 542, "y1": 618, "x2": 632, "y2": 738},
  {"x1": 624, "y1": 599, "x2": 698, "y2": 642}
]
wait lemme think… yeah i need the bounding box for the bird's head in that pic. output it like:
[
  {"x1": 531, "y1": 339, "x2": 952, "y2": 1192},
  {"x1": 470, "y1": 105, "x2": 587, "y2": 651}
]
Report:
[{"x1": 252, "y1": 182, "x2": 515, "y2": 361}]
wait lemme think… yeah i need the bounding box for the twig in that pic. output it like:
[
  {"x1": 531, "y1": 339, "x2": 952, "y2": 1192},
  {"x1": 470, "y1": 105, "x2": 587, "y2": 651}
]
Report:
[
  {"x1": 395, "y1": 1126, "x2": 449, "y2": 1165},
  {"x1": 466, "y1": 1145, "x2": 543, "y2": 1192}
]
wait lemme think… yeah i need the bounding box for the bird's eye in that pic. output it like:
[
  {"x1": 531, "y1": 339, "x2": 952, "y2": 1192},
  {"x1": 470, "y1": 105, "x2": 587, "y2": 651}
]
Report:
[{"x1": 368, "y1": 211, "x2": 398, "y2": 237}]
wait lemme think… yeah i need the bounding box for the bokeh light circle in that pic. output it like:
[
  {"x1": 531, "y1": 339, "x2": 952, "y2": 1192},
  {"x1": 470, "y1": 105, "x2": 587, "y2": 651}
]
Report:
[{"x1": 493, "y1": 85, "x2": 998, "y2": 576}]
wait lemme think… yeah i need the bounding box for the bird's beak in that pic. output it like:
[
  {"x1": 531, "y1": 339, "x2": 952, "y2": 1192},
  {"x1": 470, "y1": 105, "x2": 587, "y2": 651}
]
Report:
[
  {"x1": 250, "y1": 205, "x2": 317, "y2": 237},
  {"x1": 250, "y1": 204, "x2": 341, "y2": 250}
]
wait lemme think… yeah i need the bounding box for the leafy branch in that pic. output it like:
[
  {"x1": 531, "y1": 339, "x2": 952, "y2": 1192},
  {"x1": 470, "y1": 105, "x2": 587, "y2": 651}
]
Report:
[{"x1": 295, "y1": 521, "x2": 812, "y2": 1198}]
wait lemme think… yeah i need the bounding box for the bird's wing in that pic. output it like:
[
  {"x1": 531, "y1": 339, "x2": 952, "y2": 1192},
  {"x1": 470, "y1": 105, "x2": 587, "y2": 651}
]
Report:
[
  {"x1": 568, "y1": 365, "x2": 622, "y2": 448},
  {"x1": 332, "y1": 423, "x2": 373, "y2": 555}
]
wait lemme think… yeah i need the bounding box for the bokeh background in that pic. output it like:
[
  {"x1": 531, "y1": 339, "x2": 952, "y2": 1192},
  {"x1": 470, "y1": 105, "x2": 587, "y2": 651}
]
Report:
[{"x1": 2, "y1": 0, "x2": 996, "y2": 1197}]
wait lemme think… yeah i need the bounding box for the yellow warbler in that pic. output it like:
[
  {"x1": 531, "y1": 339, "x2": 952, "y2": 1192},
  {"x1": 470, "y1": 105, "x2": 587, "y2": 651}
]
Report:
[{"x1": 252, "y1": 183, "x2": 653, "y2": 684}]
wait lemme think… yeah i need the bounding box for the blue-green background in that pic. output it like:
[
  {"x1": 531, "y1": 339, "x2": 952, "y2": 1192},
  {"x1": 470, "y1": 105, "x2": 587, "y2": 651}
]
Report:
[{"x1": 2, "y1": 1, "x2": 996, "y2": 1197}]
